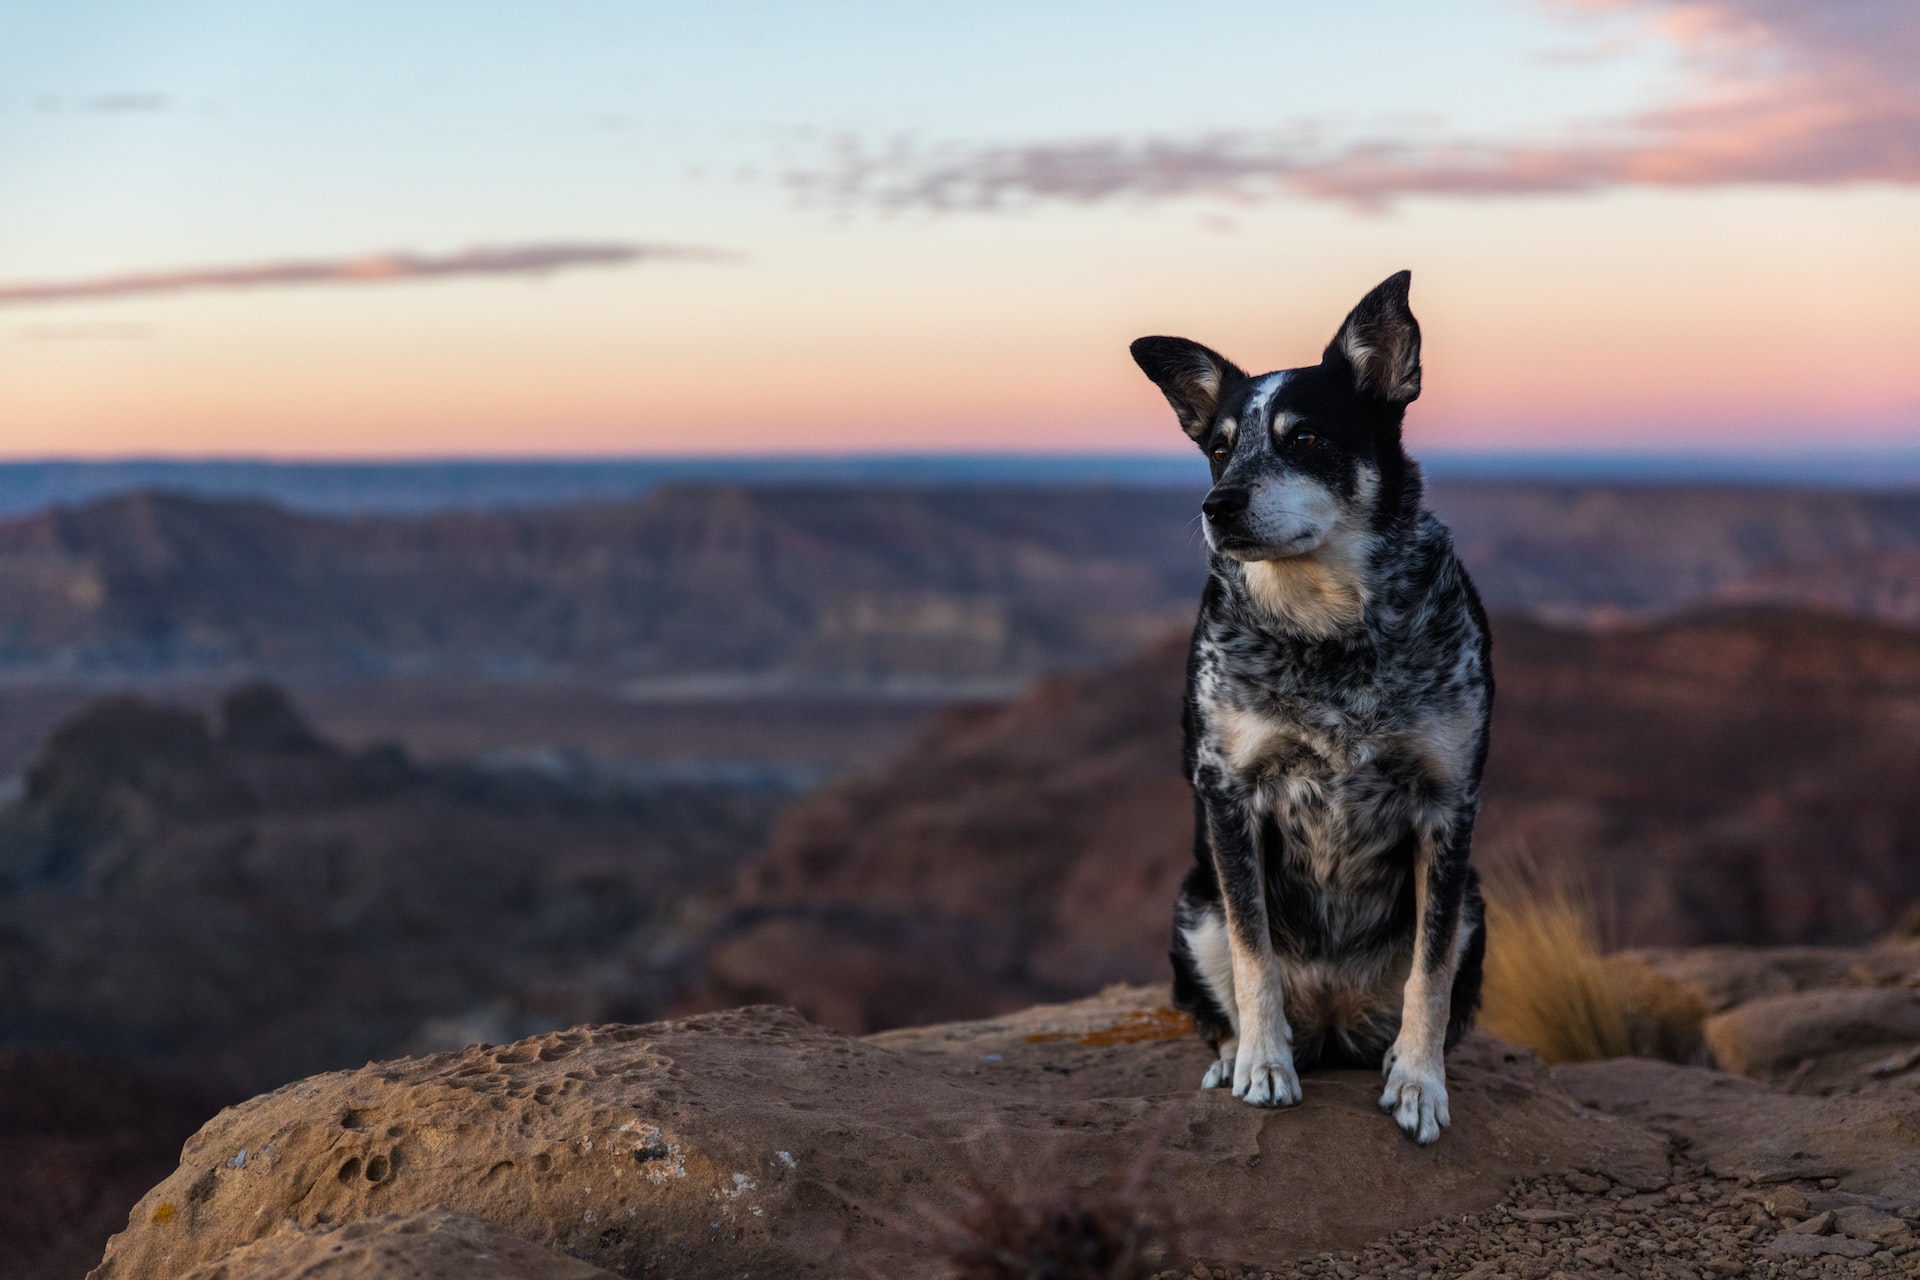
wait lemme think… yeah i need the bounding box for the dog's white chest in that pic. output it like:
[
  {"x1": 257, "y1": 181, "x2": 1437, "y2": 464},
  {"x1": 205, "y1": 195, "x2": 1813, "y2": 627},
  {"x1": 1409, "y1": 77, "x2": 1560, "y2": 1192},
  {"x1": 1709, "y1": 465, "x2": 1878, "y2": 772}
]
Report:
[
  {"x1": 1198, "y1": 694, "x2": 1449, "y2": 879},
  {"x1": 1208, "y1": 700, "x2": 1367, "y2": 779}
]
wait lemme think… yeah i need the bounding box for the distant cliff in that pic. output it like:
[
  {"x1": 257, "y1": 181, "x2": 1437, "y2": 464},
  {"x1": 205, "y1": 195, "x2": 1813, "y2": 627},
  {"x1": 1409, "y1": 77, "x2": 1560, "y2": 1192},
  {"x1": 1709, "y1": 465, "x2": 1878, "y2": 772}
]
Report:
[
  {"x1": 0, "y1": 685, "x2": 784, "y2": 1092},
  {"x1": 0, "y1": 487, "x2": 1205, "y2": 683},
  {"x1": 0, "y1": 483, "x2": 1914, "y2": 682}
]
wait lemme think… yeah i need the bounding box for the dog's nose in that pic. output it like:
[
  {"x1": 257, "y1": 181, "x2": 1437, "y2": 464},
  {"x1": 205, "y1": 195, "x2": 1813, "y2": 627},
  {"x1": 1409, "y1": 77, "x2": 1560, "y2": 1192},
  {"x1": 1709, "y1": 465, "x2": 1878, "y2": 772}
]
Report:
[{"x1": 1202, "y1": 486, "x2": 1250, "y2": 522}]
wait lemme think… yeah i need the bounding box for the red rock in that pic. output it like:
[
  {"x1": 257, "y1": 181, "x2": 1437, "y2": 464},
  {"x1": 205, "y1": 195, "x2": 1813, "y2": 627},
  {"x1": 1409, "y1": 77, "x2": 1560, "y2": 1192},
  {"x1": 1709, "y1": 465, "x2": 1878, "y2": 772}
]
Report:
[
  {"x1": 89, "y1": 987, "x2": 1667, "y2": 1280},
  {"x1": 1705, "y1": 987, "x2": 1920, "y2": 1084}
]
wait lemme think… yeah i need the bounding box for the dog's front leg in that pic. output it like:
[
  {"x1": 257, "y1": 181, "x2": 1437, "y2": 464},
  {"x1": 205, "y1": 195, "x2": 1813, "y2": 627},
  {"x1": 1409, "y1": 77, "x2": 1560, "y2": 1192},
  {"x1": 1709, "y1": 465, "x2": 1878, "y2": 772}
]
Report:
[
  {"x1": 1201, "y1": 779, "x2": 1299, "y2": 1107},
  {"x1": 1381, "y1": 801, "x2": 1477, "y2": 1143}
]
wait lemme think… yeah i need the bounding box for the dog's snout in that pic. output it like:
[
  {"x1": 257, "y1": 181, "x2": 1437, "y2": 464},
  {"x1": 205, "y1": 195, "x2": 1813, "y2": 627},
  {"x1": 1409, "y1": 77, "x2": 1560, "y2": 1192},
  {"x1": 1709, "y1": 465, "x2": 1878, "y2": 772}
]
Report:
[{"x1": 1202, "y1": 486, "x2": 1250, "y2": 523}]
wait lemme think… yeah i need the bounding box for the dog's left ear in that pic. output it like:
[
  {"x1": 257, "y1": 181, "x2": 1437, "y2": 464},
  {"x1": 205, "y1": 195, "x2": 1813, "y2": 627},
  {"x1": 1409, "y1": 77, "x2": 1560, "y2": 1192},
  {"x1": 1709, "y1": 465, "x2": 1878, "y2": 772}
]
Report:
[{"x1": 1325, "y1": 270, "x2": 1421, "y2": 405}]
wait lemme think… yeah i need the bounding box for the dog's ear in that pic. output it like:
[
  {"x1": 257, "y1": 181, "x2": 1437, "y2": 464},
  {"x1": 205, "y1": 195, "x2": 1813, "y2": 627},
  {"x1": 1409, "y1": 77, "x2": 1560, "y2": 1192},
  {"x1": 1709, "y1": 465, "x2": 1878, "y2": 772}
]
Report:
[
  {"x1": 1130, "y1": 336, "x2": 1246, "y2": 442},
  {"x1": 1324, "y1": 270, "x2": 1421, "y2": 405}
]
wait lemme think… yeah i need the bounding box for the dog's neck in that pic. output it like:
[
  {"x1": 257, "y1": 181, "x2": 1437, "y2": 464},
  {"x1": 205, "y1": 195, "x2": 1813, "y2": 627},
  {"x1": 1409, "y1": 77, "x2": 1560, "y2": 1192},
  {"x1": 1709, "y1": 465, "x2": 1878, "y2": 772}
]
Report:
[
  {"x1": 1234, "y1": 532, "x2": 1376, "y2": 639},
  {"x1": 1219, "y1": 451, "x2": 1422, "y2": 639}
]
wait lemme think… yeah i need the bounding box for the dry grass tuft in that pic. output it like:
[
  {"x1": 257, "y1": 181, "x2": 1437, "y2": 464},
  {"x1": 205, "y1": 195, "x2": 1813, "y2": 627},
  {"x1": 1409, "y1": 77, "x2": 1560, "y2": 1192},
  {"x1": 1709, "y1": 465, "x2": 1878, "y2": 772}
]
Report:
[
  {"x1": 1480, "y1": 863, "x2": 1631, "y2": 1064},
  {"x1": 1606, "y1": 953, "x2": 1708, "y2": 1063},
  {"x1": 1479, "y1": 854, "x2": 1706, "y2": 1065}
]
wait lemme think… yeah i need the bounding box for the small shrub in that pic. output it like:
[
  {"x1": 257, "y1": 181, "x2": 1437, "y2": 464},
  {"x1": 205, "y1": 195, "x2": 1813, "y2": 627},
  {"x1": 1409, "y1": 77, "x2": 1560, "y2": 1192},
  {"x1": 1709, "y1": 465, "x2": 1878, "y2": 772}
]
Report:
[
  {"x1": 1480, "y1": 864, "x2": 1630, "y2": 1064},
  {"x1": 1479, "y1": 855, "x2": 1706, "y2": 1065}
]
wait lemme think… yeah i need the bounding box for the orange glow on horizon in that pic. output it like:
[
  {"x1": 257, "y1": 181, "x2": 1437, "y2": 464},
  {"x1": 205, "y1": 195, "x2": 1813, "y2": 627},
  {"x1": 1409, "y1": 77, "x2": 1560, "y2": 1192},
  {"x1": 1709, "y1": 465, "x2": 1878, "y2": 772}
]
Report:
[{"x1": 5, "y1": 188, "x2": 1916, "y2": 459}]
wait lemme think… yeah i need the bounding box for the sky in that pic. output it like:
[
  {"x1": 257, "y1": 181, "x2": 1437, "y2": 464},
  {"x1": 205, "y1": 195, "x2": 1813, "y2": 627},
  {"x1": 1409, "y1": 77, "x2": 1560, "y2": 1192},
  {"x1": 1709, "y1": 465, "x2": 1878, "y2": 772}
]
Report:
[{"x1": 0, "y1": 0, "x2": 1916, "y2": 459}]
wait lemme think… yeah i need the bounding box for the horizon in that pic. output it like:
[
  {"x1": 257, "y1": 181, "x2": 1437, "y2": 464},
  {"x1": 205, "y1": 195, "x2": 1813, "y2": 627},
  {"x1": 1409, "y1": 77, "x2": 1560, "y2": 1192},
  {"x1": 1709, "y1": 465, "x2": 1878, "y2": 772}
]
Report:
[
  {"x1": 0, "y1": 447, "x2": 1914, "y2": 520},
  {"x1": 4, "y1": 1, "x2": 1917, "y2": 457}
]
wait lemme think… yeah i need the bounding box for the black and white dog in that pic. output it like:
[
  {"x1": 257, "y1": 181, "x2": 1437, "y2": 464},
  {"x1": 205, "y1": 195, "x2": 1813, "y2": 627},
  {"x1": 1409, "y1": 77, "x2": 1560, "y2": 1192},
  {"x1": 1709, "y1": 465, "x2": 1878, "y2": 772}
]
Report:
[{"x1": 1131, "y1": 271, "x2": 1490, "y2": 1145}]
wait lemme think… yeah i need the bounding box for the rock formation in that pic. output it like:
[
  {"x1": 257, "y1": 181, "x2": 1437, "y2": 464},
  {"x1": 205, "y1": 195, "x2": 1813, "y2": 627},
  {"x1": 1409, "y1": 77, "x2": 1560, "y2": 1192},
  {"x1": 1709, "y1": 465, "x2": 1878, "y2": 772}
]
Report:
[
  {"x1": 0, "y1": 684, "x2": 784, "y2": 1092},
  {"x1": 91, "y1": 987, "x2": 1666, "y2": 1280},
  {"x1": 90, "y1": 967, "x2": 1920, "y2": 1280}
]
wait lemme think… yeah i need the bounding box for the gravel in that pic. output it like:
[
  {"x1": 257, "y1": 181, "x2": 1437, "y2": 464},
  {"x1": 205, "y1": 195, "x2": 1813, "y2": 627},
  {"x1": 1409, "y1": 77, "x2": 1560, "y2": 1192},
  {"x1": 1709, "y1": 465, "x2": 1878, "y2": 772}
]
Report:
[{"x1": 1159, "y1": 1162, "x2": 1920, "y2": 1280}]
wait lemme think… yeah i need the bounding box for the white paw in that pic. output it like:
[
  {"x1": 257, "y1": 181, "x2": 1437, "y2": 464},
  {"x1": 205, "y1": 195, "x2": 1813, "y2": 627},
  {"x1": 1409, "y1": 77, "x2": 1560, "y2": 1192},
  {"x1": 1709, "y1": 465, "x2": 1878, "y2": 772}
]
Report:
[
  {"x1": 1378, "y1": 1049, "x2": 1449, "y2": 1145},
  {"x1": 1231, "y1": 1038, "x2": 1301, "y2": 1108},
  {"x1": 1199, "y1": 1038, "x2": 1237, "y2": 1089}
]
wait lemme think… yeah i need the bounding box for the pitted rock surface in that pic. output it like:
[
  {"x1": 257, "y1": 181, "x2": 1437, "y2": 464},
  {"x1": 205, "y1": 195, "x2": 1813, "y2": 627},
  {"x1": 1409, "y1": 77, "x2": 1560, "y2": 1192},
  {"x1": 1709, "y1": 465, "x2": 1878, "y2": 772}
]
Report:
[{"x1": 91, "y1": 986, "x2": 1664, "y2": 1280}]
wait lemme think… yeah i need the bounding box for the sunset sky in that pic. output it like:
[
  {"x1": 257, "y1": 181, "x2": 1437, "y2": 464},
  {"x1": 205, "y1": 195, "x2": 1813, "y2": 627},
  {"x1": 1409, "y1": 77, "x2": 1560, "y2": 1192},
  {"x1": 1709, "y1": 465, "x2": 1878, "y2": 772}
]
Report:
[{"x1": 2, "y1": 0, "x2": 1916, "y2": 459}]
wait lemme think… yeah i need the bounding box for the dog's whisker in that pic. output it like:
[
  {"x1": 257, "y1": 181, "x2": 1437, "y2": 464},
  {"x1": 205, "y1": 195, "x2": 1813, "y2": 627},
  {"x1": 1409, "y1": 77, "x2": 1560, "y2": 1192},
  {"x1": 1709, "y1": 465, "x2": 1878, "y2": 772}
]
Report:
[{"x1": 1185, "y1": 513, "x2": 1208, "y2": 550}]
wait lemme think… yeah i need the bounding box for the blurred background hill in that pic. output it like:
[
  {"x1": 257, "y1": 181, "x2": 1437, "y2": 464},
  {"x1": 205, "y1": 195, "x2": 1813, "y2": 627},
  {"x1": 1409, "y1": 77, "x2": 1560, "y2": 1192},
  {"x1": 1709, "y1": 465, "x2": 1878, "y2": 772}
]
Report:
[{"x1": 0, "y1": 477, "x2": 1916, "y2": 773}]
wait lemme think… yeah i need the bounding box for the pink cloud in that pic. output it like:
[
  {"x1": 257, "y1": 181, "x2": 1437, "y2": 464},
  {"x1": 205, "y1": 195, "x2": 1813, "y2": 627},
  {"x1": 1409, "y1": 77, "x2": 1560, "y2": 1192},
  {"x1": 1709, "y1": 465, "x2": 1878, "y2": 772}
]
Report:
[
  {"x1": 791, "y1": 1, "x2": 1920, "y2": 211},
  {"x1": 0, "y1": 242, "x2": 735, "y2": 307}
]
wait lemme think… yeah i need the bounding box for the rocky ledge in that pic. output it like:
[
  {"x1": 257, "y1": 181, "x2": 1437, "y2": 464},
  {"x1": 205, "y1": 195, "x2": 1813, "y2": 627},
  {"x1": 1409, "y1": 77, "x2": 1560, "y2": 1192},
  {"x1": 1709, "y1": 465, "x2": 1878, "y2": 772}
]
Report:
[{"x1": 91, "y1": 980, "x2": 1920, "y2": 1280}]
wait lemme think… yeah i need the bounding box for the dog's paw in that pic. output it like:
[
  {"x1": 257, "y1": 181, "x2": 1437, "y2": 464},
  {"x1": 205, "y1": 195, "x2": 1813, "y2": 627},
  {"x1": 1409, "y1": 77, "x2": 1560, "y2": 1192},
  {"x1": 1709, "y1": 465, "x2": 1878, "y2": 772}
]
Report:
[
  {"x1": 1231, "y1": 1039, "x2": 1301, "y2": 1108},
  {"x1": 1200, "y1": 1038, "x2": 1236, "y2": 1089},
  {"x1": 1378, "y1": 1052, "x2": 1449, "y2": 1145}
]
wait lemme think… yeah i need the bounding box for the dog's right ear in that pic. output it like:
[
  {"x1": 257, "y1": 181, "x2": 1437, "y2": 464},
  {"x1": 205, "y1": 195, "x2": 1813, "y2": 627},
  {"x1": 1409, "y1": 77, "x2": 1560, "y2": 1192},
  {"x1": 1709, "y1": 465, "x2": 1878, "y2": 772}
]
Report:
[
  {"x1": 1325, "y1": 270, "x2": 1421, "y2": 405},
  {"x1": 1130, "y1": 336, "x2": 1245, "y2": 443}
]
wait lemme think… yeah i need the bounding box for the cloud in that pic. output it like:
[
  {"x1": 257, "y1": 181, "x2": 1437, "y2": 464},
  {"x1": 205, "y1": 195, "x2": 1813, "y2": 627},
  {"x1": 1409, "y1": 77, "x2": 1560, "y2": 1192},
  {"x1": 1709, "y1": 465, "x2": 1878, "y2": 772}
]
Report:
[
  {"x1": 0, "y1": 242, "x2": 735, "y2": 307},
  {"x1": 789, "y1": 0, "x2": 1920, "y2": 212}
]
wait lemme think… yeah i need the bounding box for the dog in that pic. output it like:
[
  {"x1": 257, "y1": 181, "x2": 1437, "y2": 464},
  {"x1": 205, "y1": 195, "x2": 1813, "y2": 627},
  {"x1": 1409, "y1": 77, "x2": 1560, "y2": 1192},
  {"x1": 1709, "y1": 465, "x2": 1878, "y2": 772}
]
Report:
[{"x1": 1129, "y1": 271, "x2": 1490, "y2": 1145}]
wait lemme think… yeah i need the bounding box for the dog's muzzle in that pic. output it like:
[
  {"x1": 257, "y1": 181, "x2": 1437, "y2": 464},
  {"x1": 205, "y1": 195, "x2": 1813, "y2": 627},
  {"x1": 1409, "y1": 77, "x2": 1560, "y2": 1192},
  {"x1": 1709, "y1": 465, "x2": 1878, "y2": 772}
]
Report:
[{"x1": 1202, "y1": 485, "x2": 1250, "y2": 525}]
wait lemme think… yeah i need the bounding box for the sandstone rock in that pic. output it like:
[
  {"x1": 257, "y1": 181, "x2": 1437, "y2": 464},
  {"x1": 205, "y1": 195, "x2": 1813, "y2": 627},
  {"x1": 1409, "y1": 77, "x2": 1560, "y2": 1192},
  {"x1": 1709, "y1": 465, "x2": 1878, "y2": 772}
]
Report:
[
  {"x1": 1785, "y1": 1209, "x2": 1834, "y2": 1235},
  {"x1": 1508, "y1": 1208, "x2": 1575, "y2": 1223},
  {"x1": 1806, "y1": 1188, "x2": 1910, "y2": 1215},
  {"x1": 92, "y1": 986, "x2": 1666, "y2": 1280},
  {"x1": 1763, "y1": 1185, "x2": 1810, "y2": 1219},
  {"x1": 178, "y1": 1212, "x2": 621, "y2": 1280},
  {"x1": 1554, "y1": 1056, "x2": 1920, "y2": 1202},
  {"x1": 1623, "y1": 944, "x2": 1896, "y2": 1013},
  {"x1": 1704, "y1": 986, "x2": 1920, "y2": 1086},
  {"x1": 1832, "y1": 1204, "x2": 1911, "y2": 1244},
  {"x1": 1764, "y1": 1233, "x2": 1879, "y2": 1259}
]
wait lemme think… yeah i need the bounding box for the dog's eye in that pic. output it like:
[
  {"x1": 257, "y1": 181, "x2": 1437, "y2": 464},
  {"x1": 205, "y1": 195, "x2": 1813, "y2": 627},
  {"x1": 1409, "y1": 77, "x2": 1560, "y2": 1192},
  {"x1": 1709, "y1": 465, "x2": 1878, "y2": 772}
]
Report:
[
  {"x1": 1210, "y1": 446, "x2": 1228, "y2": 461},
  {"x1": 1292, "y1": 431, "x2": 1319, "y2": 449}
]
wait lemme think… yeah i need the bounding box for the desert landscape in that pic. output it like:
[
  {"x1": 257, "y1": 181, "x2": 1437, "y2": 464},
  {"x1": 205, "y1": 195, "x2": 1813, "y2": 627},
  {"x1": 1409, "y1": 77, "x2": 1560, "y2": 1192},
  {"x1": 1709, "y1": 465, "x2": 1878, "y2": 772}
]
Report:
[
  {"x1": 11, "y1": 3, "x2": 1920, "y2": 1274},
  {"x1": 0, "y1": 476, "x2": 1915, "y2": 1278}
]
